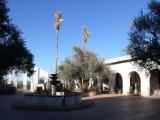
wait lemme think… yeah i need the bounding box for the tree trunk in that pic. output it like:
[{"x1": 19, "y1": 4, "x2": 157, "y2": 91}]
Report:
[
  {"x1": 97, "y1": 75, "x2": 103, "y2": 93},
  {"x1": 81, "y1": 78, "x2": 84, "y2": 91}
]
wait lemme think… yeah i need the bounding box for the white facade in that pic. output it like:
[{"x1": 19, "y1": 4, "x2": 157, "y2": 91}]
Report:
[
  {"x1": 106, "y1": 55, "x2": 160, "y2": 96},
  {"x1": 6, "y1": 66, "x2": 49, "y2": 92}
]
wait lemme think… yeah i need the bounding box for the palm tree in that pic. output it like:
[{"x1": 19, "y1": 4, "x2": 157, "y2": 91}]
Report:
[{"x1": 54, "y1": 11, "x2": 64, "y2": 74}]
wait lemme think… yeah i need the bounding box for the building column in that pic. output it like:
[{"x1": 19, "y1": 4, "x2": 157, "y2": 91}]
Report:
[
  {"x1": 122, "y1": 73, "x2": 130, "y2": 95},
  {"x1": 140, "y1": 71, "x2": 150, "y2": 96},
  {"x1": 22, "y1": 72, "x2": 27, "y2": 91},
  {"x1": 30, "y1": 82, "x2": 35, "y2": 92},
  {"x1": 7, "y1": 74, "x2": 12, "y2": 84}
]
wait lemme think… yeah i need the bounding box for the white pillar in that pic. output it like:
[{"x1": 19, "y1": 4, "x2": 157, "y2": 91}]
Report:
[
  {"x1": 30, "y1": 81, "x2": 35, "y2": 92},
  {"x1": 140, "y1": 71, "x2": 150, "y2": 96},
  {"x1": 122, "y1": 73, "x2": 130, "y2": 95},
  {"x1": 32, "y1": 69, "x2": 39, "y2": 91},
  {"x1": 22, "y1": 72, "x2": 27, "y2": 91},
  {"x1": 7, "y1": 74, "x2": 12, "y2": 84}
]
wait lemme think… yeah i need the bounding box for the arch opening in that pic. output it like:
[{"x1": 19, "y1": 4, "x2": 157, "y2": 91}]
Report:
[
  {"x1": 150, "y1": 69, "x2": 160, "y2": 95},
  {"x1": 115, "y1": 73, "x2": 123, "y2": 93},
  {"x1": 129, "y1": 71, "x2": 141, "y2": 95}
]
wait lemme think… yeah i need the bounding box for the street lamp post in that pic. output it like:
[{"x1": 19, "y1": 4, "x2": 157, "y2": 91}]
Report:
[{"x1": 54, "y1": 11, "x2": 63, "y2": 74}]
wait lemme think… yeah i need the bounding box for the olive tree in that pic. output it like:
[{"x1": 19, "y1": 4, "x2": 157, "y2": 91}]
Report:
[
  {"x1": 127, "y1": 0, "x2": 160, "y2": 71},
  {"x1": 59, "y1": 46, "x2": 114, "y2": 92}
]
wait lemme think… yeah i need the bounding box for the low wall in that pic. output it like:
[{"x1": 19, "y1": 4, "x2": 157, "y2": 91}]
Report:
[{"x1": 24, "y1": 92, "x2": 81, "y2": 106}]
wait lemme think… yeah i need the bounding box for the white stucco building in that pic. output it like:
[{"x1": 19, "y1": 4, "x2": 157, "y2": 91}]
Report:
[
  {"x1": 105, "y1": 55, "x2": 160, "y2": 96},
  {"x1": 6, "y1": 66, "x2": 49, "y2": 92}
]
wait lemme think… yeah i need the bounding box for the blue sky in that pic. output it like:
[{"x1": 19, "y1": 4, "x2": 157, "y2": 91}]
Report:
[{"x1": 7, "y1": 0, "x2": 150, "y2": 73}]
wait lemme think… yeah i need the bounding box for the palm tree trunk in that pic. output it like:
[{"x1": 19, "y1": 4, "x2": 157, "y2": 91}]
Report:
[
  {"x1": 83, "y1": 41, "x2": 86, "y2": 51},
  {"x1": 56, "y1": 30, "x2": 58, "y2": 74}
]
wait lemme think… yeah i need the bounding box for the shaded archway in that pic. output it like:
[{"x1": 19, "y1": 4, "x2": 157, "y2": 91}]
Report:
[
  {"x1": 115, "y1": 73, "x2": 123, "y2": 93},
  {"x1": 150, "y1": 69, "x2": 160, "y2": 95},
  {"x1": 129, "y1": 71, "x2": 141, "y2": 95}
]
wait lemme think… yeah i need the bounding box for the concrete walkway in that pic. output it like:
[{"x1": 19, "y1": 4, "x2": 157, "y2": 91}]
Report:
[
  {"x1": 1, "y1": 94, "x2": 160, "y2": 120},
  {"x1": 82, "y1": 93, "x2": 127, "y2": 100}
]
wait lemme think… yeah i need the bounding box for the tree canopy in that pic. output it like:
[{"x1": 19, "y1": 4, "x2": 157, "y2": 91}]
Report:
[
  {"x1": 0, "y1": 0, "x2": 34, "y2": 79},
  {"x1": 127, "y1": 0, "x2": 160, "y2": 71},
  {"x1": 58, "y1": 46, "x2": 114, "y2": 91}
]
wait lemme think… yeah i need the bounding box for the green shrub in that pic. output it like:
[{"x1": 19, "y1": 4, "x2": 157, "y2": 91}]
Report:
[
  {"x1": 56, "y1": 83, "x2": 63, "y2": 91},
  {"x1": 36, "y1": 87, "x2": 43, "y2": 94},
  {"x1": 0, "y1": 83, "x2": 16, "y2": 95},
  {"x1": 90, "y1": 85, "x2": 97, "y2": 92}
]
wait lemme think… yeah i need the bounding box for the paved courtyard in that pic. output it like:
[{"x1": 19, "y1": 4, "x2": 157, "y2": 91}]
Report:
[{"x1": 0, "y1": 94, "x2": 160, "y2": 120}]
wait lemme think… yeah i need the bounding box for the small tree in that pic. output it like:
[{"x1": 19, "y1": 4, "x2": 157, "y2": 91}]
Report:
[
  {"x1": 127, "y1": 0, "x2": 160, "y2": 71},
  {"x1": 49, "y1": 74, "x2": 63, "y2": 94},
  {"x1": 0, "y1": 0, "x2": 34, "y2": 80},
  {"x1": 50, "y1": 74, "x2": 60, "y2": 86}
]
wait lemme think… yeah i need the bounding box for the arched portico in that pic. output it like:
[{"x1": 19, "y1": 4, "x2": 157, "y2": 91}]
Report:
[{"x1": 105, "y1": 55, "x2": 156, "y2": 96}]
